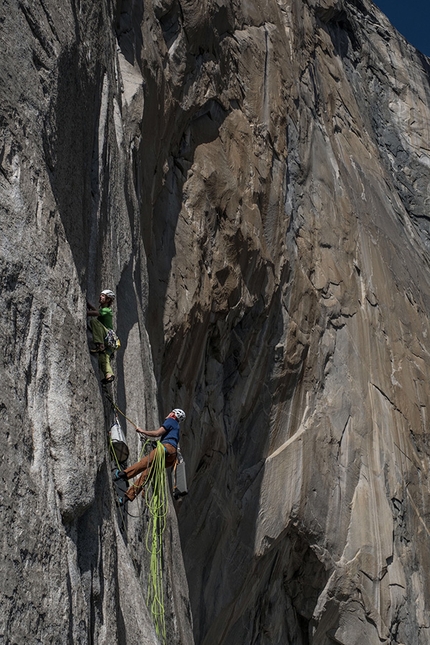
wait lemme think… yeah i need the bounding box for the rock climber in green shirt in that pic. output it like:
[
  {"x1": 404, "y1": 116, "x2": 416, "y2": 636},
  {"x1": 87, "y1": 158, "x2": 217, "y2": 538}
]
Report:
[{"x1": 87, "y1": 289, "x2": 116, "y2": 384}]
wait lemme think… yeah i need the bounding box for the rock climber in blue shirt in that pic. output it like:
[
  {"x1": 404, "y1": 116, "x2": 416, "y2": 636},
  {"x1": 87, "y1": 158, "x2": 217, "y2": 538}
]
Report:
[{"x1": 114, "y1": 408, "x2": 186, "y2": 503}]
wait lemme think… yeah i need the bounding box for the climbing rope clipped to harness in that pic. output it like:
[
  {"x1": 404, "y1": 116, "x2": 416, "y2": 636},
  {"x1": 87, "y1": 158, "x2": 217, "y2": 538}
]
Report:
[{"x1": 144, "y1": 442, "x2": 169, "y2": 643}]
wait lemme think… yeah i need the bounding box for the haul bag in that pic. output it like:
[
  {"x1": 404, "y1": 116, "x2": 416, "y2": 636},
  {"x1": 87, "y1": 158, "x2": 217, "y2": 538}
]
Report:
[
  {"x1": 173, "y1": 452, "x2": 188, "y2": 499},
  {"x1": 109, "y1": 422, "x2": 129, "y2": 463}
]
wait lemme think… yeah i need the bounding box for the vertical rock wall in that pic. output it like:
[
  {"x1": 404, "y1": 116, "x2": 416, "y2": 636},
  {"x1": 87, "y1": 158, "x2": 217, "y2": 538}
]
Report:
[
  {"x1": 2, "y1": 0, "x2": 430, "y2": 644},
  {"x1": 0, "y1": 0, "x2": 192, "y2": 643},
  {"x1": 148, "y1": 0, "x2": 430, "y2": 643}
]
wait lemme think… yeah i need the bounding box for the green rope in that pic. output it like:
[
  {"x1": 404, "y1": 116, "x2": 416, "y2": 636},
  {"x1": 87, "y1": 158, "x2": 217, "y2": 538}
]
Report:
[
  {"x1": 139, "y1": 437, "x2": 150, "y2": 460},
  {"x1": 144, "y1": 442, "x2": 168, "y2": 643}
]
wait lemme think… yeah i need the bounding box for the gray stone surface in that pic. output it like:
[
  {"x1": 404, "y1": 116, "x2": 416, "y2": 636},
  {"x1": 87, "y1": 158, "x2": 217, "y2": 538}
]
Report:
[
  {"x1": 2, "y1": 0, "x2": 430, "y2": 643},
  {"x1": 0, "y1": 0, "x2": 192, "y2": 643}
]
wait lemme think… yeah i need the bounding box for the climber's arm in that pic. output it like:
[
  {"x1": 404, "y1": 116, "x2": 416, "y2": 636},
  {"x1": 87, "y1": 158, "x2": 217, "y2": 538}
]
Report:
[
  {"x1": 136, "y1": 426, "x2": 167, "y2": 438},
  {"x1": 87, "y1": 300, "x2": 99, "y2": 316}
]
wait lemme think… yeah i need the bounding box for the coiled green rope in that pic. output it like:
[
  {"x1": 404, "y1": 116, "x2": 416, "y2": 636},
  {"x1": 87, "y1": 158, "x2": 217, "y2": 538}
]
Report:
[{"x1": 144, "y1": 442, "x2": 168, "y2": 643}]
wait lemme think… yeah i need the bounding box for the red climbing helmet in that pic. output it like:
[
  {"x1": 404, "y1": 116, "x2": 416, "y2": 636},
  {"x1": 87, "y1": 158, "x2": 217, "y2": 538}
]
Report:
[{"x1": 172, "y1": 409, "x2": 186, "y2": 423}]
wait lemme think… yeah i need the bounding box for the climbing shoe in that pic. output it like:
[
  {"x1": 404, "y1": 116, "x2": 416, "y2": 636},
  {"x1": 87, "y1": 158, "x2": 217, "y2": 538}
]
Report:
[
  {"x1": 90, "y1": 344, "x2": 105, "y2": 353},
  {"x1": 101, "y1": 374, "x2": 115, "y2": 385},
  {"x1": 113, "y1": 469, "x2": 128, "y2": 482}
]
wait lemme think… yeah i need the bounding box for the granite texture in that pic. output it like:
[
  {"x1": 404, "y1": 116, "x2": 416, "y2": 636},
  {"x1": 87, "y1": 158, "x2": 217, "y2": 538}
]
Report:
[{"x1": 1, "y1": 0, "x2": 430, "y2": 643}]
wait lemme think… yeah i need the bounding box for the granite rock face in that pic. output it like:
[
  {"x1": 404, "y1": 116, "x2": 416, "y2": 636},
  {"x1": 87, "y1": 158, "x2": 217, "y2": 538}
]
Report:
[
  {"x1": 0, "y1": 1, "x2": 191, "y2": 643},
  {"x1": 1, "y1": 0, "x2": 430, "y2": 643}
]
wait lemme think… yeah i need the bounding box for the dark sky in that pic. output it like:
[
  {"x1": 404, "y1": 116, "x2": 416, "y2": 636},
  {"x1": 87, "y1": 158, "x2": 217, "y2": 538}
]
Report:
[{"x1": 374, "y1": 0, "x2": 430, "y2": 57}]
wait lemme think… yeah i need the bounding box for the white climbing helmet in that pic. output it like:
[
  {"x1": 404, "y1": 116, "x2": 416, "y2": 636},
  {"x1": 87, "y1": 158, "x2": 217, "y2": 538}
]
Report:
[
  {"x1": 101, "y1": 289, "x2": 115, "y2": 301},
  {"x1": 172, "y1": 409, "x2": 186, "y2": 423}
]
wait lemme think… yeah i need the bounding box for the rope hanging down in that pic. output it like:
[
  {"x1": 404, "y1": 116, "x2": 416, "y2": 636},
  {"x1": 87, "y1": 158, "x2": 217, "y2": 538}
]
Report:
[
  {"x1": 104, "y1": 389, "x2": 169, "y2": 640},
  {"x1": 145, "y1": 442, "x2": 169, "y2": 643}
]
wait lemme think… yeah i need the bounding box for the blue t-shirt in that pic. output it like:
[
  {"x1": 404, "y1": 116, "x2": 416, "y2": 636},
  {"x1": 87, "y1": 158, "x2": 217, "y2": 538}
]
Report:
[{"x1": 162, "y1": 417, "x2": 180, "y2": 449}]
